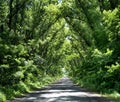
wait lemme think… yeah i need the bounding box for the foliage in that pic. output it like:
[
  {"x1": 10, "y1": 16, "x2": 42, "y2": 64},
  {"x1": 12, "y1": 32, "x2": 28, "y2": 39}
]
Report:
[
  {"x1": 0, "y1": 0, "x2": 120, "y2": 101},
  {"x1": 0, "y1": 92, "x2": 6, "y2": 102},
  {"x1": 0, "y1": 0, "x2": 64, "y2": 101},
  {"x1": 63, "y1": 0, "x2": 120, "y2": 97}
]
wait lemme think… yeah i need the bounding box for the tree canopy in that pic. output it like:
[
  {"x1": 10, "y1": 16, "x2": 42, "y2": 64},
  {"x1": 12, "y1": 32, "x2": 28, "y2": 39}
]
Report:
[{"x1": 0, "y1": 0, "x2": 120, "y2": 101}]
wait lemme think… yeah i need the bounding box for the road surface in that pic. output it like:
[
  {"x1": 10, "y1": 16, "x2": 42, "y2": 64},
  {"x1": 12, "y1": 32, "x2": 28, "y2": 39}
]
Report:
[{"x1": 8, "y1": 77, "x2": 113, "y2": 102}]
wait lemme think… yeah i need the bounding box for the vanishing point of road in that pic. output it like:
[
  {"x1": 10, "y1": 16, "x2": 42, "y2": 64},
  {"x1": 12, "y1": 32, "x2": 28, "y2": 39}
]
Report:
[{"x1": 8, "y1": 77, "x2": 114, "y2": 102}]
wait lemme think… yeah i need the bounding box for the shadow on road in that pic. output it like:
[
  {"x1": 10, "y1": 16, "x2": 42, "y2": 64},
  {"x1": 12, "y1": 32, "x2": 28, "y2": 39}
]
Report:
[{"x1": 8, "y1": 77, "x2": 113, "y2": 102}]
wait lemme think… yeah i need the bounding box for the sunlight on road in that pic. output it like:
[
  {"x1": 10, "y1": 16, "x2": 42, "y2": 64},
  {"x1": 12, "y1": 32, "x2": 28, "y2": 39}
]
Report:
[{"x1": 8, "y1": 77, "x2": 113, "y2": 102}]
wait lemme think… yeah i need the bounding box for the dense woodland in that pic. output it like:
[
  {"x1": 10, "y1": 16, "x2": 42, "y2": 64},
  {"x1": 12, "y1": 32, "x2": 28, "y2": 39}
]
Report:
[{"x1": 0, "y1": 0, "x2": 120, "y2": 101}]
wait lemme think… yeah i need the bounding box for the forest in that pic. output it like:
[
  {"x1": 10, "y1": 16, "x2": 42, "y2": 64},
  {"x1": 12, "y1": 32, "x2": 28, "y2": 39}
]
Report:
[{"x1": 0, "y1": 0, "x2": 120, "y2": 101}]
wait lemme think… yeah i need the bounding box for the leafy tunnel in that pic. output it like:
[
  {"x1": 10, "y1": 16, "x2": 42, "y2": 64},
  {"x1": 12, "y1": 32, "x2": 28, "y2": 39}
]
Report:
[{"x1": 0, "y1": 0, "x2": 120, "y2": 101}]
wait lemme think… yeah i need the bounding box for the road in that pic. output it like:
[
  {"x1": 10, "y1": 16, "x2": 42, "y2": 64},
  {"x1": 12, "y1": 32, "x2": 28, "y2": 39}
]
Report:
[{"x1": 8, "y1": 77, "x2": 113, "y2": 102}]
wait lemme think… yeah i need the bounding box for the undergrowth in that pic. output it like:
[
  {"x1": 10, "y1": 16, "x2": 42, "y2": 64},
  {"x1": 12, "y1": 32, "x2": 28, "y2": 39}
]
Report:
[
  {"x1": 72, "y1": 77, "x2": 120, "y2": 102},
  {"x1": 0, "y1": 75, "x2": 61, "y2": 102}
]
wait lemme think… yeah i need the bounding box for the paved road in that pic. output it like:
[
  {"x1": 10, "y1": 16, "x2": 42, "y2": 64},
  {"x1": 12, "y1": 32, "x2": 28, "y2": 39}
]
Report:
[{"x1": 8, "y1": 77, "x2": 113, "y2": 102}]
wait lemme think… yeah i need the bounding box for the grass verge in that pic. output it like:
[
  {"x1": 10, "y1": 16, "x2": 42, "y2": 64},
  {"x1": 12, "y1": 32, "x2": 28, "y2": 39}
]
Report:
[{"x1": 103, "y1": 92, "x2": 120, "y2": 102}]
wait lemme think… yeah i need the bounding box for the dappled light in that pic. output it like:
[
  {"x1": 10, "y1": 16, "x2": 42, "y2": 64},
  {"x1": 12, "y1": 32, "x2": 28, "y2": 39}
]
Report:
[
  {"x1": 0, "y1": 0, "x2": 120, "y2": 101},
  {"x1": 7, "y1": 77, "x2": 111, "y2": 102}
]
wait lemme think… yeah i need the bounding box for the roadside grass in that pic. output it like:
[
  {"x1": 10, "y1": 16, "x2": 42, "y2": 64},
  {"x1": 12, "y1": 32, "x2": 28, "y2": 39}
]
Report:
[
  {"x1": 0, "y1": 75, "x2": 62, "y2": 102},
  {"x1": 104, "y1": 92, "x2": 120, "y2": 102}
]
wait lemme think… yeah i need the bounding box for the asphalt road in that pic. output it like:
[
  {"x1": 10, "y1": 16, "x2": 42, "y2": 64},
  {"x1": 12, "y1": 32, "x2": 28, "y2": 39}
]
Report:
[{"x1": 8, "y1": 77, "x2": 113, "y2": 102}]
